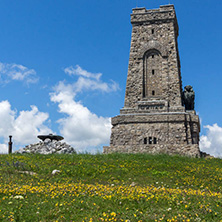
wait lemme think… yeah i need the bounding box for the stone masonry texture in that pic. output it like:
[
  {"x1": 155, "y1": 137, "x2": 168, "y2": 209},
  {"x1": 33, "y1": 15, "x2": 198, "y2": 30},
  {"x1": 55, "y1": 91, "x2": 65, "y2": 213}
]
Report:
[{"x1": 103, "y1": 5, "x2": 200, "y2": 157}]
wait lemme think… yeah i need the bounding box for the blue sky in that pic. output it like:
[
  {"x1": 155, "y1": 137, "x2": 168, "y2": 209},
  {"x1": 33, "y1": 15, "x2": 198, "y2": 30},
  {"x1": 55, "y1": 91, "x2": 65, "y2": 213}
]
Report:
[{"x1": 0, "y1": 0, "x2": 221, "y2": 156}]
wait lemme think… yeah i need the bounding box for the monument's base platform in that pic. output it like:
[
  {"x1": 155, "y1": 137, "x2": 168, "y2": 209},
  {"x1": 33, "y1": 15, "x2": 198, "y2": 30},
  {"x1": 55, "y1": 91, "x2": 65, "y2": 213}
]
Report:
[
  {"x1": 103, "y1": 144, "x2": 200, "y2": 157},
  {"x1": 104, "y1": 110, "x2": 200, "y2": 157}
]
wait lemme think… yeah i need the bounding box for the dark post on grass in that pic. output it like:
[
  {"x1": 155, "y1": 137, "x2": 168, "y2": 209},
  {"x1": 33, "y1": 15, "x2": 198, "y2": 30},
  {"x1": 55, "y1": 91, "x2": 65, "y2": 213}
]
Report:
[{"x1": 8, "y1": 135, "x2": 13, "y2": 154}]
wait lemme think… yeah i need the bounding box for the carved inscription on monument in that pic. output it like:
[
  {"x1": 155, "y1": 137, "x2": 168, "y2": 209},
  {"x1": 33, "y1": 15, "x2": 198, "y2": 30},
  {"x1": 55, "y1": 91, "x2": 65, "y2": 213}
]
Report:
[{"x1": 138, "y1": 104, "x2": 164, "y2": 110}]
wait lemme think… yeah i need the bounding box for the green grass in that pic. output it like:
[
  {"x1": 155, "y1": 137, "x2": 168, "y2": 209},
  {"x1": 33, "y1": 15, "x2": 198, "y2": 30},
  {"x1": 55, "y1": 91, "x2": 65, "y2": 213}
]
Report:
[{"x1": 0, "y1": 153, "x2": 221, "y2": 221}]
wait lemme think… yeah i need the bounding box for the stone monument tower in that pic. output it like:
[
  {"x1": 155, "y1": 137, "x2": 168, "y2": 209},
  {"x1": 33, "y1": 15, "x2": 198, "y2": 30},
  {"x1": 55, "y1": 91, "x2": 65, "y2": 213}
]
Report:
[{"x1": 103, "y1": 5, "x2": 200, "y2": 157}]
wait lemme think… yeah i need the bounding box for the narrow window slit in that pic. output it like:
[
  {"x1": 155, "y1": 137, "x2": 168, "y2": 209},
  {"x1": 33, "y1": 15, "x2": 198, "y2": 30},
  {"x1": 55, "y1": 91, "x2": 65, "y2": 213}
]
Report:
[
  {"x1": 153, "y1": 137, "x2": 157, "y2": 144},
  {"x1": 149, "y1": 137, "x2": 152, "y2": 144}
]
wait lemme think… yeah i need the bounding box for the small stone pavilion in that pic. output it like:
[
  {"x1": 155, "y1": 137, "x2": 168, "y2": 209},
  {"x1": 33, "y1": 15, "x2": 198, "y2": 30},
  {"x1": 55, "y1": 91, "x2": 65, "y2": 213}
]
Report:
[{"x1": 104, "y1": 5, "x2": 200, "y2": 157}]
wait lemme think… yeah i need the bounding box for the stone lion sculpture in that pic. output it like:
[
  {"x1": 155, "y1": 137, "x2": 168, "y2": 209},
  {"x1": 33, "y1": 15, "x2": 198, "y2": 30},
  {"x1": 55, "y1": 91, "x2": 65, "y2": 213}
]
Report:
[{"x1": 183, "y1": 85, "x2": 195, "y2": 110}]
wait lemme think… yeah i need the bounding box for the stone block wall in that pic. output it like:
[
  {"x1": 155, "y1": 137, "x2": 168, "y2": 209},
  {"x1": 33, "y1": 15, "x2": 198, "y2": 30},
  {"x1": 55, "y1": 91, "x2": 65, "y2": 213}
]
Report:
[
  {"x1": 109, "y1": 112, "x2": 199, "y2": 147},
  {"x1": 124, "y1": 5, "x2": 182, "y2": 109},
  {"x1": 103, "y1": 144, "x2": 200, "y2": 157}
]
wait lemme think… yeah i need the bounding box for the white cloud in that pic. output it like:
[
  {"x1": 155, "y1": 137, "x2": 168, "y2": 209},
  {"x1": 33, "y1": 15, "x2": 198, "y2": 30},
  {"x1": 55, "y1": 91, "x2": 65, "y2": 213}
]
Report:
[
  {"x1": 64, "y1": 65, "x2": 119, "y2": 93},
  {"x1": 0, "y1": 62, "x2": 38, "y2": 84},
  {"x1": 0, "y1": 100, "x2": 52, "y2": 151},
  {"x1": 50, "y1": 81, "x2": 112, "y2": 152},
  {"x1": 0, "y1": 144, "x2": 8, "y2": 154},
  {"x1": 200, "y1": 123, "x2": 222, "y2": 157},
  {"x1": 74, "y1": 77, "x2": 119, "y2": 93},
  {"x1": 50, "y1": 65, "x2": 118, "y2": 152},
  {"x1": 64, "y1": 65, "x2": 102, "y2": 80}
]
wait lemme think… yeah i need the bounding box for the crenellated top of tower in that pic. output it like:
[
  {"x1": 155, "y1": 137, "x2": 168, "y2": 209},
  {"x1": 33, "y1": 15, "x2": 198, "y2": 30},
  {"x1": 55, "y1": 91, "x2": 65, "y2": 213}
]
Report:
[{"x1": 131, "y1": 5, "x2": 178, "y2": 36}]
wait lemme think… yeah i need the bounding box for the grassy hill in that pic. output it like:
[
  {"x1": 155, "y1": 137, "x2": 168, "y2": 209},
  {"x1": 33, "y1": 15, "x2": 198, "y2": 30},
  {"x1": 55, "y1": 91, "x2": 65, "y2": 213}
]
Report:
[{"x1": 0, "y1": 153, "x2": 221, "y2": 221}]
